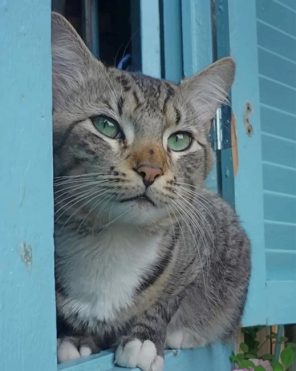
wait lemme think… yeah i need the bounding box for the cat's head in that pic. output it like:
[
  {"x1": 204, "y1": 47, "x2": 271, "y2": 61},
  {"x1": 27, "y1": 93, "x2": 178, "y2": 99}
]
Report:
[{"x1": 52, "y1": 13, "x2": 234, "y2": 228}]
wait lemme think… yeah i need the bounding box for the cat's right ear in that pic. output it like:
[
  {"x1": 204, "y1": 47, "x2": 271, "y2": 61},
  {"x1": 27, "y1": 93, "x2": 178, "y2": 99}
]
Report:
[{"x1": 51, "y1": 12, "x2": 103, "y2": 108}]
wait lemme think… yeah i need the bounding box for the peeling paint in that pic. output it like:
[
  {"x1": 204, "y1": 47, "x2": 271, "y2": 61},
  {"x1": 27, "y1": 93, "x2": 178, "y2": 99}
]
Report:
[
  {"x1": 243, "y1": 102, "x2": 254, "y2": 136},
  {"x1": 20, "y1": 242, "x2": 32, "y2": 268}
]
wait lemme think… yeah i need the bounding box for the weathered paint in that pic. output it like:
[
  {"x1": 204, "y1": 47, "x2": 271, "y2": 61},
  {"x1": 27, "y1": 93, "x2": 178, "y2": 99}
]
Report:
[{"x1": 0, "y1": 1, "x2": 57, "y2": 371}]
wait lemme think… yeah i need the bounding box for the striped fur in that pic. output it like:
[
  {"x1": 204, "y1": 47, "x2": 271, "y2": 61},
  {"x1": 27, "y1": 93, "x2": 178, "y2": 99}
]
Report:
[{"x1": 52, "y1": 13, "x2": 250, "y2": 371}]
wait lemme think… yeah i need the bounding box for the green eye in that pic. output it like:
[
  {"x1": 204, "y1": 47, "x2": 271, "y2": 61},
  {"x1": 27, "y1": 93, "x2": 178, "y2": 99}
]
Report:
[
  {"x1": 92, "y1": 115, "x2": 124, "y2": 139},
  {"x1": 167, "y1": 131, "x2": 193, "y2": 152}
]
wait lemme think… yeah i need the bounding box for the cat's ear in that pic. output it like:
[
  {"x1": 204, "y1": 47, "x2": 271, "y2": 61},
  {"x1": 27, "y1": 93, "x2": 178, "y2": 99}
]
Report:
[
  {"x1": 179, "y1": 57, "x2": 235, "y2": 128},
  {"x1": 51, "y1": 12, "x2": 103, "y2": 108}
]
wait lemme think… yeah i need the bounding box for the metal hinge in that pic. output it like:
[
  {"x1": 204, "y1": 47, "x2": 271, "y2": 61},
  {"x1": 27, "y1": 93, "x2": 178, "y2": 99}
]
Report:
[{"x1": 211, "y1": 105, "x2": 232, "y2": 151}]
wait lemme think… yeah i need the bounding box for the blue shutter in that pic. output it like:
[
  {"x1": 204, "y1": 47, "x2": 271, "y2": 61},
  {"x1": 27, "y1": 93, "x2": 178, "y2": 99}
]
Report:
[{"x1": 228, "y1": 0, "x2": 296, "y2": 325}]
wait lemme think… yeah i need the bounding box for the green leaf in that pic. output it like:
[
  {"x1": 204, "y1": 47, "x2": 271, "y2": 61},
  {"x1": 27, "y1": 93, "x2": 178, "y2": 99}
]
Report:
[
  {"x1": 262, "y1": 353, "x2": 274, "y2": 361},
  {"x1": 230, "y1": 352, "x2": 245, "y2": 362},
  {"x1": 245, "y1": 353, "x2": 257, "y2": 359},
  {"x1": 229, "y1": 353, "x2": 238, "y2": 362},
  {"x1": 280, "y1": 346, "x2": 296, "y2": 368},
  {"x1": 238, "y1": 359, "x2": 255, "y2": 368},
  {"x1": 254, "y1": 366, "x2": 266, "y2": 371},
  {"x1": 240, "y1": 342, "x2": 249, "y2": 353},
  {"x1": 272, "y1": 361, "x2": 284, "y2": 371}
]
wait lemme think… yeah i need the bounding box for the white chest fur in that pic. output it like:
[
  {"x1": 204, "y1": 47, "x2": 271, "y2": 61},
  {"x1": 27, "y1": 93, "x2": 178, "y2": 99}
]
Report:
[{"x1": 55, "y1": 225, "x2": 161, "y2": 323}]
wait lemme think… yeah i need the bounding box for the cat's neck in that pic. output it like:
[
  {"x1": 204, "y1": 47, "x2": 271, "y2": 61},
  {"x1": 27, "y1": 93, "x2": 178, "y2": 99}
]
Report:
[{"x1": 55, "y1": 221, "x2": 164, "y2": 255}]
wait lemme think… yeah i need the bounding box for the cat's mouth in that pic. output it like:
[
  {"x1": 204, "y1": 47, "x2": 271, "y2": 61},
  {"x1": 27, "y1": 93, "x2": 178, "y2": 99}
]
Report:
[{"x1": 120, "y1": 194, "x2": 156, "y2": 207}]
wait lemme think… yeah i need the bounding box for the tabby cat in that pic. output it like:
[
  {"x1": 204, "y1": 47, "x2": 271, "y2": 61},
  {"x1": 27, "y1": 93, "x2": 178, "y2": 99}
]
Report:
[{"x1": 52, "y1": 12, "x2": 250, "y2": 371}]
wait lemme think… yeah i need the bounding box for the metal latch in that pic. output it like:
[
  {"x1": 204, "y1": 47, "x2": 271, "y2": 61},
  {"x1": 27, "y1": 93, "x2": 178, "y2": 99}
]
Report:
[{"x1": 211, "y1": 105, "x2": 232, "y2": 151}]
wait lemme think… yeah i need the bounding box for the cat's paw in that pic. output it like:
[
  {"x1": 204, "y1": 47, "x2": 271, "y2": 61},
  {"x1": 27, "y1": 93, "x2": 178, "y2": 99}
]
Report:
[
  {"x1": 166, "y1": 328, "x2": 206, "y2": 349},
  {"x1": 57, "y1": 336, "x2": 97, "y2": 363},
  {"x1": 115, "y1": 339, "x2": 164, "y2": 371}
]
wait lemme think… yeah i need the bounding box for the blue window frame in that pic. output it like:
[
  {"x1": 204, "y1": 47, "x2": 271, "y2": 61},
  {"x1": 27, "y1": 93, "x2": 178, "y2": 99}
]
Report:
[{"x1": 1, "y1": 1, "x2": 295, "y2": 370}]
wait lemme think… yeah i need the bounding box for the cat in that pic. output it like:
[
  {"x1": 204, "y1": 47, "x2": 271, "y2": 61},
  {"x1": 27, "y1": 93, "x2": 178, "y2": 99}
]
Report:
[{"x1": 52, "y1": 12, "x2": 250, "y2": 371}]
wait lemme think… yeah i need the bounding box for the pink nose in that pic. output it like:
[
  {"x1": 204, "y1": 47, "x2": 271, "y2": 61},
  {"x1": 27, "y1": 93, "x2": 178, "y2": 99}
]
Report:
[{"x1": 136, "y1": 165, "x2": 163, "y2": 187}]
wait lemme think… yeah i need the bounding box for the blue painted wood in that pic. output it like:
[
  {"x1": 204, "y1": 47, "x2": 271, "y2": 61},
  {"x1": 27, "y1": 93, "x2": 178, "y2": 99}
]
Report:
[
  {"x1": 181, "y1": 0, "x2": 218, "y2": 192},
  {"x1": 140, "y1": 0, "x2": 161, "y2": 78},
  {"x1": 262, "y1": 134, "x2": 296, "y2": 168},
  {"x1": 161, "y1": 0, "x2": 182, "y2": 83},
  {"x1": 263, "y1": 164, "x2": 296, "y2": 195},
  {"x1": 257, "y1": 0, "x2": 296, "y2": 37},
  {"x1": 256, "y1": 0, "x2": 296, "y2": 326},
  {"x1": 227, "y1": 0, "x2": 296, "y2": 326},
  {"x1": 265, "y1": 221, "x2": 296, "y2": 251},
  {"x1": 266, "y1": 252, "x2": 296, "y2": 280},
  {"x1": 259, "y1": 77, "x2": 296, "y2": 115},
  {"x1": 257, "y1": 22, "x2": 296, "y2": 62},
  {"x1": 181, "y1": 0, "x2": 213, "y2": 75},
  {"x1": 264, "y1": 193, "x2": 296, "y2": 223},
  {"x1": 228, "y1": 0, "x2": 267, "y2": 326},
  {"x1": 0, "y1": 1, "x2": 57, "y2": 371},
  {"x1": 266, "y1": 281, "x2": 296, "y2": 324},
  {"x1": 258, "y1": 48, "x2": 296, "y2": 88},
  {"x1": 275, "y1": 0, "x2": 296, "y2": 11},
  {"x1": 261, "y1": 106, "x2": 296, "y2": 140}
]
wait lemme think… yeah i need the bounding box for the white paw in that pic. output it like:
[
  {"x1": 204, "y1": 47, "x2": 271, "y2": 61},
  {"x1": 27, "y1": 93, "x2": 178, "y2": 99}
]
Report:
[
  {"x1": 166, "y1": 329, "x2": 206, "y2": 349},
  {"x1": 57, "y1": 338, "x2": 93, "y2": 363},
  {"x1": 115, "y1": 339, "x2": 164, "y2": 371}
]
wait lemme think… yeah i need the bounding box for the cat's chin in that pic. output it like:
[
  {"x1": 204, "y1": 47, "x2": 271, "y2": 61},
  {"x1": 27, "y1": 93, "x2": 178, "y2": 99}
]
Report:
[{"x1": 99, "y1": 199, "x2": 169, "y2": 227}]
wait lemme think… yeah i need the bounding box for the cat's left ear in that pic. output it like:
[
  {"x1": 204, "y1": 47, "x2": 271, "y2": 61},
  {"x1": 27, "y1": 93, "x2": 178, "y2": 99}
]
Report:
[
  {"x1": 51, "y1": 12, "x2": 105, "y2": 109},
  {"x1": 178, "y1": 57, "x2": 235, "y2": 129}
]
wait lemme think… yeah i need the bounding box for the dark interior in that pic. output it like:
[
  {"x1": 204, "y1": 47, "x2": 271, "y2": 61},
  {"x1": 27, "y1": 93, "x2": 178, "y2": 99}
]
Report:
[{"x1": 52, "y1": 0, "x2": 141, "y2": 71}]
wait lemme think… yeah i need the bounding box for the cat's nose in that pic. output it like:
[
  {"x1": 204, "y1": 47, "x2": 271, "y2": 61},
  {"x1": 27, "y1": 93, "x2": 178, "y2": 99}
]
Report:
[{"x1": 135, "y1": 165, "x2": 163, "y2": 187}]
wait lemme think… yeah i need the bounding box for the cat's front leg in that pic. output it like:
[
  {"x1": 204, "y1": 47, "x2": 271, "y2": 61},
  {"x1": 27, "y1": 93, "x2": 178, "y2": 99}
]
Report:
[{"x1": 115, "y1": 302, "x2": 175, "y2": 371}]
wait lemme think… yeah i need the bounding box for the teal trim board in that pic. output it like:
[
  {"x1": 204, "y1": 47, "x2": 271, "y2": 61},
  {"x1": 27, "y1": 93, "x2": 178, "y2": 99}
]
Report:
[
  {"x1": 140, "y1": 0, "x2": 161, "y2": 78},
  {"x1": 181, "y1": 0, "x2": 218, "y2": 192},
  {"x1": 0, "y1": 1, "x2": 57, "y2": 371},
  {"x1": 228, "y1": 0, "x2": 267, "y2": 325},
  {"x1": 160, "y1": 0, "x2": 182, "y2": 83},
  {"x1": 181, "y1": 0, "x2": 213, "y2": 74}
]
